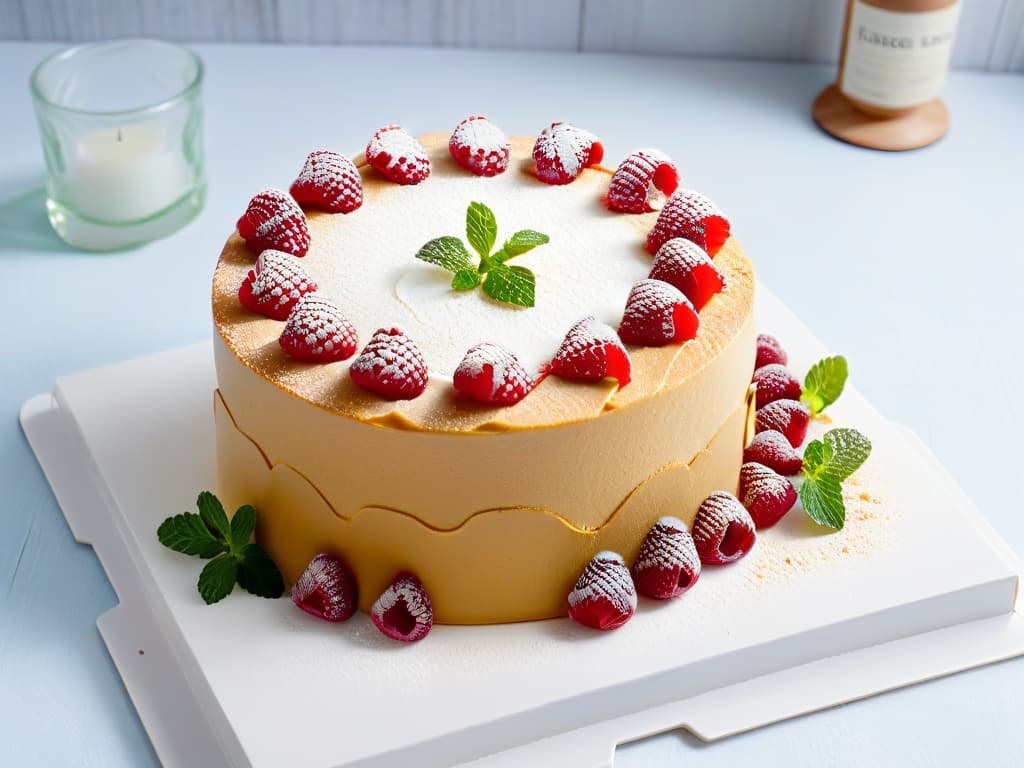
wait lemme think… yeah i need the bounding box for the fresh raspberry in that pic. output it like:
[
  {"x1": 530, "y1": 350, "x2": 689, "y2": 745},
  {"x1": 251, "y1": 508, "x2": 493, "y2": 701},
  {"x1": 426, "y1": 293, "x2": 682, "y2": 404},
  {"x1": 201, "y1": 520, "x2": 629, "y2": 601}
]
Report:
[
  {"x1": 567, "y1": 551, "x2": 636, "y2": 631},
  {"x1": 646, "y1": 189, "x2": 730, "y2": 257},
  {"x1": 752, "y1": 363, "x2": 802, "y2": 409},
  {"x1": 692, "y1": 491, "x2": 757, "y2": 565},
  {"x1": 236, "y1": 188, "x2": 310, "y2": 257},
  {"x1": 349, "y1": 327, "x2": 428, "y2": 400},
  {"x1": 755, "y1": 399, "x2": 810, "y2": 448},
  {"x1": 648, "y1": 238, "x2": 726, "y2": 311},
  {"x1": 545, "y1": 316, "x2": 631, "y2": 387},
  {"x1": 289, "y1": 150, "x2": 363, "y2": 213},
  {"x1": 238, "y1": 249, "x2": 318, "y2": 321},
  {"x1": 453, "y1": 342, "x2": 534, "y2": 405},
  {"x1": 618, "y1": 278, "x2": 699, "y2": 346},
  {"x1": 739, "y1": 462, "x2": 798, "y2": 529},
  {"x1": 278, "y1": 294, "x2": 358, "y2": 363},
  {"x1": 756, "y1": 333, "x2": 788, "y2": 368},
  {"x1": 606, "y1": 149, "x2": 679, "y2": 213},
  {"x1": 630, "y1": 516, "x2": 701, "y2": 600},
  {"x1": 291, "y1": 554, "x2": 357, "y2": 622},
  {"x1": 365, "y1": 125, "x2": 430, "y2": 185},
  {"x1": 371, "y1": 573, "x2": 433, "y2": 642},
  {"x1": 743, "y1": 429, "x2": 803, "y2": 476},
  {"x1": 532, "y1": 122, "x2": 604, "y2": 185},
  {"x1": 448, "y1": 115, "x2": 511, "y2": 177}
]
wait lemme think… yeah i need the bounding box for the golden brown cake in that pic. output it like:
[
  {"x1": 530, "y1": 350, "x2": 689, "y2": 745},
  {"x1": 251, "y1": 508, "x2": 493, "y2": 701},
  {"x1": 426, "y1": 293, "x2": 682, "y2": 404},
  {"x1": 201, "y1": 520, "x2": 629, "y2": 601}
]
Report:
[{"x1": 212, "y1": 130, "x2": 756, "y2": 624}]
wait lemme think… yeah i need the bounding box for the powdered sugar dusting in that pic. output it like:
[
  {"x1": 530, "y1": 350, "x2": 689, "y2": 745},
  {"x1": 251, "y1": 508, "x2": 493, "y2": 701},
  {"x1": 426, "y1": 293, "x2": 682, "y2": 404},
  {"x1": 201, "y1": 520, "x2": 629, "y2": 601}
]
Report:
[
  {"x1": 607, "y1": 149, "x2": 678, "y2": 213},
  {"x1": 743, "y1": 430, "x2": 803, "y2": 475},
  {"x1": 692, "y1": 491, "x2": 756, "y2": 563},
  {"x1": 449, "y1": 116, "x2": 511, "y2": 176},
  {"x1": 651, "y1": 237, "x2": 713, "y2": 275},
  {"x1": 550, "y1": 316, "x2": 629, "y2": 382},
  {"x1": 755, "y1": 399, "x2": 810, "y2": 439},
  {"x1": 291, "y1": 150, "x2": 363, "y2": 213},
  {"x1": 533, "y1": 122, "x2": 600, "y2": 184},
  {"x1": 454, "y1": 342, "x2": 533, "y2": 404},
  {"x1": 279, "y1": 294, "x2": 358, "y2": 361},
  {"x1": 373, "y1": 576, "x2": 431, "y2": 621},
  {"x1": 291, "y1": 553, "x2": 356, "y2": 622},
  {"x1": 619, "y1": 278, "x2": 693, "y2": 344},
  {"x1": 366, "y1": 126, "x2": 430, "y2": 184},
  {"x1": 648, "y1": 238, "x2": 727, "y2": 309},
  {"x1": 567, "y1": 551, "x2": 637, "y2": 615},
  {"x1": 349, "y1": 327, "x2": 428, "y2": 399},
  {"x1": 237, "y1": 188, "x2": 311, "y2": 257},
  {"x1": 739, "y1": 462, "x2": 797, "y2": 525},
  {"x1": 646, "y1": 188, "x2": 730, "y2": 256},
  {"x1": 633, "y1": 516, "x2": 701, "y2": 575},
  {"x1": 371, "y1": 574, "x2": 433, "y2": 642},
  {"x1": 243, "y1": 250, "x2": 317, "y2": 319}
]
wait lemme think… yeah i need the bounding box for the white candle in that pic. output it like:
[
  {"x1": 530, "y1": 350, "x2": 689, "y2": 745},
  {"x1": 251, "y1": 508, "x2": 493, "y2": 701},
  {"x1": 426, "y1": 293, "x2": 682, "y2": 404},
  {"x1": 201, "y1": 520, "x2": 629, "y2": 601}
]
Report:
[{"x1": 67, "y1": 125, "x2": 191, "y2": 223}]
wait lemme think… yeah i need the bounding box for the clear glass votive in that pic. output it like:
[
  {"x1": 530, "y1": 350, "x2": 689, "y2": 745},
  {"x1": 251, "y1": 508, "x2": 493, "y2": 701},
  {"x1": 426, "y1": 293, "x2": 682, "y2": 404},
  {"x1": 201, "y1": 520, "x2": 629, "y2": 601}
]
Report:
[{"x1": 30, "y1": 39, "x2": 205, "y2": 251}]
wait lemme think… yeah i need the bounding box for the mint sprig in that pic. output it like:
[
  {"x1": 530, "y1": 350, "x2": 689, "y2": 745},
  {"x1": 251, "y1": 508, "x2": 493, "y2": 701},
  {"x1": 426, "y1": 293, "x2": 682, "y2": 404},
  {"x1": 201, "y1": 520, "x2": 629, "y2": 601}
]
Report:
[
  {"x1": 466, "y1": 201, "x2": 497, "y2": 259},
  {"x1": 158, "y1": 492, "x2": 284, "y2": 604},
  {"x1": 801, "y1": 355, "x2": 848, "y2": 416},
  {"x1": 798, "y1": 427, "x2": 872, "y2": 530},
  {"x1": 415, "y1": 201, "x2": 549, "y2": 307}
]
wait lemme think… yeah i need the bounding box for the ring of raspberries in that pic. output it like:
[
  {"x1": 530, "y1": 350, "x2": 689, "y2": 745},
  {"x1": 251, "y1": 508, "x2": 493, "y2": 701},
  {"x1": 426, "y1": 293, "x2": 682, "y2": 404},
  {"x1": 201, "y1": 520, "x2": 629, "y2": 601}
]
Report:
[
  {"x1": 234, "y1": 115, "x2": 732, "y2": 405},
  {"x1": 228, "y1": 119, "x2": 828, "y2": 641}
]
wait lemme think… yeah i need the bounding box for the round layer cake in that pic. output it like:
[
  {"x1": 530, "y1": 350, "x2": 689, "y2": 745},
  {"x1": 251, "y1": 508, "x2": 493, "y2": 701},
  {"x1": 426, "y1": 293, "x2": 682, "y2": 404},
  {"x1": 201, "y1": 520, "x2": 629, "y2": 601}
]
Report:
[{"x1": 212, "y1": 129, "x2": 756, "y2": 624}]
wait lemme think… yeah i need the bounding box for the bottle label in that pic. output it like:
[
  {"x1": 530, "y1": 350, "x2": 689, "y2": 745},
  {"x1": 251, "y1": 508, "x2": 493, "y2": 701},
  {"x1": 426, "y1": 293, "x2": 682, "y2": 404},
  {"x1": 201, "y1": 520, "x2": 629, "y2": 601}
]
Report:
[{"x1": 841, "y1": 1, "x2": 960, "y2": 109}]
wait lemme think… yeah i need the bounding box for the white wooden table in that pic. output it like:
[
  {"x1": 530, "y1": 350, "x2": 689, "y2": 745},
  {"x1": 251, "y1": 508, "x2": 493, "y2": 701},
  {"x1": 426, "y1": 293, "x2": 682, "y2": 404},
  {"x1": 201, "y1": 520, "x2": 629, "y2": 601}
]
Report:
[{"x1": 1, "y1": 41, "x2": 1022, "y2": 767}]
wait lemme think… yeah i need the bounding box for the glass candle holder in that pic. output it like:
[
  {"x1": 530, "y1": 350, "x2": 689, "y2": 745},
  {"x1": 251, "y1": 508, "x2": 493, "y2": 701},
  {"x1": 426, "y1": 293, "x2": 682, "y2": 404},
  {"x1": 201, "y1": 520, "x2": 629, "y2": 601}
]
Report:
[{"x1": 30, "y1": 39, "x2": 205, "y2": 251}]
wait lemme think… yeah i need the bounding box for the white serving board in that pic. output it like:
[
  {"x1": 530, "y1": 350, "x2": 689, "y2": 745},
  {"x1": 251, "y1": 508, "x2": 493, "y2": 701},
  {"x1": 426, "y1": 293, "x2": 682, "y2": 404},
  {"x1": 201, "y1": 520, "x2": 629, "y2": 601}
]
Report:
[{"x1": 20, "y1": 288, "x2": 1024, "y2": 768}]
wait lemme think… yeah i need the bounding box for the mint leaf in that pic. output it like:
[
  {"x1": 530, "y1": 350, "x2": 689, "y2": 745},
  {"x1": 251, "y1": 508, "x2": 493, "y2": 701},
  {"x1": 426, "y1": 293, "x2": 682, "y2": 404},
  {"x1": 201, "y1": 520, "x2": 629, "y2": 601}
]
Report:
[
  {"x1": 229, "y1": 505, "x2": 257, "y2": 552},
  {"x1": 451, "y1": 268, "x2": 481, "y2": 291},
  {"x1": 482, "y1": 264, "x2": 535, "y2": 308},
  {"x1": 158, "y1": 491, "x2": 284, "y2": 605},
  {"x1": 416, "y1": 203, "x2": 548, "y2": 306},
  {"x1": 801, "y1": 355, "x2": 848, "y2": 415},
  {"x1": 799, "y1": 427, "x2": 872, "y2": 530},
  {"x1": 821, "y1": 428, "x2": 872, "y2": 480},
  {"x1": 236, "y1": 543, "x2": 286, "y2": 598},
  {"x1": 198, "y1": 553, "x2": 238, "y2": 605},
  {"x1": 197, "y1": 491, "x2": 230, "y2": 543},
  {"x1": 500, "y1": 229, "x2": 549, "y2": 260},
  {"x1": 157, "y1": 512, "x2": 227, "y2": 558},
  {"x1": 466, "y1": 201, "x2": 497, "y2": 259},
  {"x1": 799, "y1": 472, "x2": 846, "y2": 529},
  {"x1": 416, "y1": 236, "x2": 475, "y2": 273}
]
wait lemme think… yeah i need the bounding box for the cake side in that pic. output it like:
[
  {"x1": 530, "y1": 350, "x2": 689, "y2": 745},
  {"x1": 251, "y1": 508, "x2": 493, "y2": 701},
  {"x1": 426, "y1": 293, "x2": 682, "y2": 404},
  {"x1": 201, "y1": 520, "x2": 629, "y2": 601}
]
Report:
[{"x1": 213, "y1": 328, "x2": 754, "y2": 623}]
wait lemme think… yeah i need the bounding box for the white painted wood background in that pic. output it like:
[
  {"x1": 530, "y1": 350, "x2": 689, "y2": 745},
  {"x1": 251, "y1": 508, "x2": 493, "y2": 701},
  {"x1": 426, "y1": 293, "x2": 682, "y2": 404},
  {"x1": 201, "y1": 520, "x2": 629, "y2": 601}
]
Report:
[{"x1": 0, "y1": 0, "x2": 1021, "y2": 71}]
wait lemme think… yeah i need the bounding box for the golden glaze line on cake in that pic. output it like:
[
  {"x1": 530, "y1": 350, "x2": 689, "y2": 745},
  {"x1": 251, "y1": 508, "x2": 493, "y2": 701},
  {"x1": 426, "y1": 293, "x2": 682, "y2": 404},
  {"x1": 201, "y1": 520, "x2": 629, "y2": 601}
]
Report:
[{"x1": 212, "y1": 133, "x2": 756, "y2": 623}]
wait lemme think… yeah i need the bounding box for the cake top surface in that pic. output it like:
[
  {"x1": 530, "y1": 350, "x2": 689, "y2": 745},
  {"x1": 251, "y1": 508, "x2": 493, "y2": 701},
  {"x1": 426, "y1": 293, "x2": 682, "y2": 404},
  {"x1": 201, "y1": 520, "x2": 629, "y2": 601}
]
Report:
[{"x1": 213, "y1": 131, "x2": 755, "y2": 433}]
